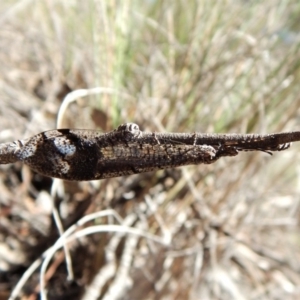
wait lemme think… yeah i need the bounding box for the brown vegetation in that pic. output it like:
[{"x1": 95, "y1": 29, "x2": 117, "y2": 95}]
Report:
[{"x1": 1, "y1": 1, "x2": 300, "y2": 299}]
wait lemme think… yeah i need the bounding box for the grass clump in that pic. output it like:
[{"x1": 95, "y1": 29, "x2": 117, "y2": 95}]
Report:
[{"x1": 0, "y1": 1, "x2": 300, "y2": 299}]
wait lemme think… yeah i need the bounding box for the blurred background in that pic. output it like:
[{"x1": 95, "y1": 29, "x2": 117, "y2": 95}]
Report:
[{"x1": 1, "y1": 0, "x2": 300, "y2": 299}]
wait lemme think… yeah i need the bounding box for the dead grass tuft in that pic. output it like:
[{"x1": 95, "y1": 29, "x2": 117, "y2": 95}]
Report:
[{"x1": 1, "y1": 1, "x2": 300, "y2": 299}]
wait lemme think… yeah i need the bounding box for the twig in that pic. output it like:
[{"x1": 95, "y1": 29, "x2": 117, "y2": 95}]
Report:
[{"x1": 0, "y1": 123, "x2": 298, "y2": 181}]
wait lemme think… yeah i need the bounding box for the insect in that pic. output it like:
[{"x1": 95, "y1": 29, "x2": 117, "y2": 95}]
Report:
[{"x1": 0, "y1": 123, "x2": 297, "y2": 181}]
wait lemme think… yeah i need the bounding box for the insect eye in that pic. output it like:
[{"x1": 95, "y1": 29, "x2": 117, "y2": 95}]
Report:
[{"x1": 130, "y1": 124, "x2": 139, "y2": 132}]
